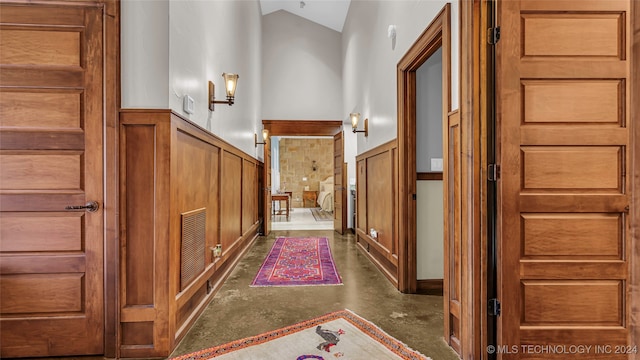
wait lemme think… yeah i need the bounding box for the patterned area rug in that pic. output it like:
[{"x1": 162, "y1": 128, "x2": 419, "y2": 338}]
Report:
[
  {"x1": 311, "y1": 208, "x2": 333, "y2": 222},
  {"x1": 251, "y1": 237, "x2": 342, "y2": 287},
  {"x1": 170, "y1": 309, "x2": 431, "y2": 360}
]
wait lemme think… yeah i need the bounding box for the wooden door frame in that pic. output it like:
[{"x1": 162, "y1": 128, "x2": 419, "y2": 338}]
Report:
[
  {"x1": 398, "y1": 2, "x2": 487, "y2": 359},
  {"x1": 397, "y1": 3, "x2": 450, "y2": 295},
  {"x1": 333, "y1": 131, "x2": 347, "y2": 234},
  {"x1": 103, "y1": 0, "x2": 120, "y2": 357},
  {"x1": 461, "y1": 1, "x2": 487, "y2": 358},
  {"x1": 262, "y1": 120, "x2": 343, "y2": 137},
  {"x1": 261, "y1": 120, "x2": 344, "y2": 232}
]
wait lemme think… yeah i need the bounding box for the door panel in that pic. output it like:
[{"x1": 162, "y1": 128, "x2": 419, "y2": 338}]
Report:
[
  {"x1": 333, "y1": 131, "x2": 345, "y2": 234},
  {"x1": 0, "y1": 3, "x2": 104, "y2": 357},
  {"x1": 497, "y1": 0, "x2": 631, "y2": 358}
]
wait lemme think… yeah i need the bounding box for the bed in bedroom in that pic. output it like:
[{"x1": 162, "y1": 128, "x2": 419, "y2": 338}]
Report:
[{"x1": 316, "y1": 176, "x2": 333, "y2": 212}]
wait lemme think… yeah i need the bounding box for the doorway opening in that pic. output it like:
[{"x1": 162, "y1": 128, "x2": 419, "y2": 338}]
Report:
[
  {"x1": 396, "y1": 3, "x2": 458, "y2": 355},
  {"x1": 270, "y1": 135, "x2": 335, "y2": 231},
  {"x1": 261, "y1": 120, "x2": 346, "y2": 236},
  {"x1": 415, "y1": 47, "x2": 445, "y2": 296}
]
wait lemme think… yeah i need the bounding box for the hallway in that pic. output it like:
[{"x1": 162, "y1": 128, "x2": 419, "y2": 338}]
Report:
[{"x1": 170, "y1": 230, "x2": 459, "y2": 360}]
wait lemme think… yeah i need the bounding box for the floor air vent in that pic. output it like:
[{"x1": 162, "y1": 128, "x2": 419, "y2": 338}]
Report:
[{"x1": 181, "y1": 208, "x2": 206, "y2": 290}]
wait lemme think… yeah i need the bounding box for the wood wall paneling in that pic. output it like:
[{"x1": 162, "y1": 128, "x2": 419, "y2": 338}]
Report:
[
  {"x1": 221, "y1": 152, "x2": 243, "y2": 252},
  {"x1": 334, "y1": 131, "x2": 345, "y2": 234},
  {"x1": 242, "y1": 160, "x2": 258, "y2": 233},
  {"x1": 122, "y1": 124, "x2": 157, "y2": 307},
  {"x1": 119, "y1": 110, "x2": 262, "y2": 358},
  {"x1": 174, "y1": 129, "x2": 220, "y2": 283},
  {"x1": 355, "y1": 140, "x2": 398, "y2": 285},
  {"x1": 356, "y1": 160, "x2": 367, "y2": 233},
  {"x1": 366, "y1": 153, "x2": 394, "y2": 256}
]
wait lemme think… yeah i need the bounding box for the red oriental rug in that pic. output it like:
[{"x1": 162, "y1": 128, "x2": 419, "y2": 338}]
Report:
[
  {"x1": 250, "y1": 237, "x2": 342, "y2": 287},
  {"x1": 170, "y1": 309, "x2": 431, "y2": 360}
]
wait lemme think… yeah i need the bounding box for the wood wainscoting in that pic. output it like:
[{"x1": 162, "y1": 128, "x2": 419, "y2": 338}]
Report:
[
  {"x1": 119, "y1": 110, "x2": 261, "y2": 358},
  {"x1": 355, "y1": 140, "x2": 399, "y2": 286}
]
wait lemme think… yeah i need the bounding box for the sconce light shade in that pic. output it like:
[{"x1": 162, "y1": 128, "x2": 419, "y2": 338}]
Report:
[
  {"x1": 351, "y1": 112, "x2": 368, "y2": 137},
  {"x1": 350, "y1": 112, "x2": 360, "y2": 129},
  {"x1": 255, "y1": 129, "x2": 269, "y2": 147},
  {"x1": 209, "y1": 73, "x2": 239, "y2": 111},
  {"x1": 222, "y1": 73, "x2": 239, "y2": 99}
]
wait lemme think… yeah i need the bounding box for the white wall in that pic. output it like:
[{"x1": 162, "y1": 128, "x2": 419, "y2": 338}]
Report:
[
  {"x1": 262, "y1": 10, "x2": 343, "y2": 120},
  {"x1": 416, "y1": 47, "x2": 443, "y2": 172},
  {"x1": 121, "y1": 0, "x2": 170, "y2": 108},
  {"x1": 416, "y1": 181, "x2": 444, "y2": 279},
  {"x1": 342, "y1": 0, "x2": 459, "y2": 154},
  {"x1": 122, "y1": 0, "x2": 263, "y2": 159},
  {"x1": 415, "y1": 46, "x2": 444, "y2": 280}
]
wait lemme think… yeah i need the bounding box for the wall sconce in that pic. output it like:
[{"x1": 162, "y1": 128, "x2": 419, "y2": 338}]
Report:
[
  {"x1": 208, "y1": 73, "x2": 239, "y2": 111},
  {"x1": 350, "y1": 112, "x2": 368, "y2": 137},
  {"x1": 312, "y1": 160, "x2": 317, "y2": 171},
  {"x1": 255, "y1": 129, "x2": 269, "y2": 147}
]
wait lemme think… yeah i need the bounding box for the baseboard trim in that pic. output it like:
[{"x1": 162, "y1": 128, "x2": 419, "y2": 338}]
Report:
[{"x1": 417, "y1": 279, "x2": 443, "y2": 295}]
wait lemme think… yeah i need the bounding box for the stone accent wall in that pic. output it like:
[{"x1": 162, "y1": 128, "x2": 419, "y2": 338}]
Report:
[{"x1": 279, "y1": 138, "x2": 333, "y2": 207}]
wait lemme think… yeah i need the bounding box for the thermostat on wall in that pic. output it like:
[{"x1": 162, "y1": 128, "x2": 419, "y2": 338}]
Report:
[{"x1": 183, "y1": 95, "x2": 195, "y2": 114}]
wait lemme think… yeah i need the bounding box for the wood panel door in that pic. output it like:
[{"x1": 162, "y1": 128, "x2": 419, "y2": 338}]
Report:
[
  {"x1": 443, "y1": 111, "x2": 462, "y2": 355},
  {"x1": 333, "y1": 131, "x2": 345, "y2": 234},
  {"x1": 0, "y1": 3, "x2": 105, "y2": 357},
  {"x1": 497, "y1": 1, "x2": 632, "y2": 358},
  {"x1": 263, "y1": 133, "x2": 272, "y2": 235}
]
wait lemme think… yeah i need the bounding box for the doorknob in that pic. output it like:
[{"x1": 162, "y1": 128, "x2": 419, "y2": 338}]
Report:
[{"x1": 65, "y1": 201, "x2": 100, "y2": 212}]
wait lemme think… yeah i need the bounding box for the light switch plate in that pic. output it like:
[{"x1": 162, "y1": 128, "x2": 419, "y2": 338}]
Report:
[
  {"x1": 183, "y1": 95, "x2": 195, "y2": 114},
  {"x1": 431, "y1": 158, "x2": 443, "y2": 171}
]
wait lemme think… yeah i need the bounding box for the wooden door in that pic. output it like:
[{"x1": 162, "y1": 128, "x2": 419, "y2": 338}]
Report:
[
  {"x1": 443, "y1": 111, "x2": 462, "y2": 355},
  {"x1": 333, "y1": 131, "x2": 346, "y2": 234},
  {"x1": 497, "y1": 1, "x2": 632, "y2": 358},
  {"x1": 0, "y1": 3, "x2": 105, "y2": 357},
  {"x1": 263, "y1": 133, "x2": 272, "y2": 235}
]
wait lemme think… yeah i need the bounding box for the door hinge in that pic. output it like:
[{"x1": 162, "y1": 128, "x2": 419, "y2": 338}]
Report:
[
  {"x1": 488, "y1": 27, "x2": 501, "y2": 45},
  {"x1": 412, "y1": 193, "x2": 417, "y2": 200},
  {"x1": 488, "y1": 298, "x2": 501, "y2": 316},
  {"x1": 488, "y1": 164, "x2": 500, "y2": 181}
]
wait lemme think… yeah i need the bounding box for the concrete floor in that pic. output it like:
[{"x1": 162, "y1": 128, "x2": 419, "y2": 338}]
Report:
[{"x1": 170, "y1": 230, "x2": 460, "y2": 360}]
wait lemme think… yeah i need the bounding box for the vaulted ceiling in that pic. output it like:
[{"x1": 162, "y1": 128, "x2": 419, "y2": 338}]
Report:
[{"x1": 259, "y1": 0, "x2": 351, "y2": 32}]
